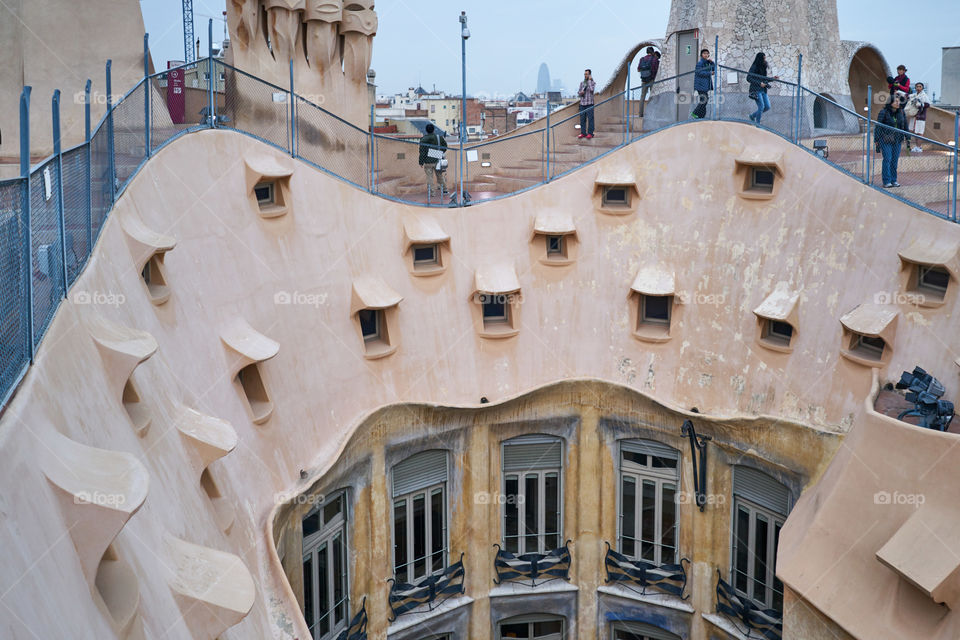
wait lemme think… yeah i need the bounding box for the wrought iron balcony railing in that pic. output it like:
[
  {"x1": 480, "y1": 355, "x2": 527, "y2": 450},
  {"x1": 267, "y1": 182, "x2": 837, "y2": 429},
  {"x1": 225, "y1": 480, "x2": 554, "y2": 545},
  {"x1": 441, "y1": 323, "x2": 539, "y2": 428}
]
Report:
[
  {"x1": 715, "y1": 570, "x2": 783, "y2": 640},
  {"x1": 603, "y1": 542, "x2": 689, "y2": 599},
  {"x1": 335, "y1": 597, "x2": 367, "y2": 640},
  {"x1": 493, "y1": 541, "x2": 572, "y2": 587},
  {"x1": 387, "y1": 554, "x2": 465, "y2": 621}
]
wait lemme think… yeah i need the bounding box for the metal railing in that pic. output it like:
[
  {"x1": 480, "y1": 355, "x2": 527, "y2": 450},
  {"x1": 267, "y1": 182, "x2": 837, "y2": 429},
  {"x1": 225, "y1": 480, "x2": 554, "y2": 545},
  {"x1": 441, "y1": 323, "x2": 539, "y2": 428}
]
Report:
[
  {"x1": 2, "y1": 27, "x2": 960, "y2": 413},
  {"x1": 716, "y1": 570, "x2": 783, "y2": 640},
  {"x1": 603, "y1": 542, "x2": 689, "y2": 599},
  {"x1": 386, "y1": 553, "x2": 465, "y2": 621},
  {"x1": 493, "y1": 541, "x2": 572, "y2": 587}
]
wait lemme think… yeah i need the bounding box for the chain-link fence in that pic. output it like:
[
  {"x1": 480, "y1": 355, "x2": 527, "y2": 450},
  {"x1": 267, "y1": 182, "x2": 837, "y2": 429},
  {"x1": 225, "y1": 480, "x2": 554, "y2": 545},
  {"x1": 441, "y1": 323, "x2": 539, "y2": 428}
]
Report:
[
  {"x1": 112, "y1": 81, "x2": 148, "y2": 190},
  {"x1": 220, "y1": 61, "x2": 290, "y2": 152},
  {"x1": 29, "y1": 157, "x2": 65, "y2": 348},
  {"x1": 61, "y1": 145, "x2": 91, "y2": 286},
  {"x1": 796, "y1": 88, "x2": 869, "y2": 182},
  {"x1": 717, "y1": 65, "x2": 797, "y2": 141},
  {"x1": 0, "y1": 178, "x2": 29, "y2": 404},
  {"x1": 627, "y1": 70, "x2": 699, "y2": 140},
  {"x1": 297, "y1": 97, "x2": 371, "y2": 189}
]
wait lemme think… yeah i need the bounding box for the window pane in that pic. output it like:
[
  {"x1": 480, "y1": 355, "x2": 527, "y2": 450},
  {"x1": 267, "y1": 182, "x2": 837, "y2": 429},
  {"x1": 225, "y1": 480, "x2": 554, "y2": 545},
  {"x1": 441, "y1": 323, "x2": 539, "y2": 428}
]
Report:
[
  {"x1": 773, "y1": 522, "x2": 784, "y2": 611},
  {"x1": 333, "y1": 533, "x2": 345, "y2": 625},
  {"x1": 505, "y1": 475, "x2": 519, "y2": 553},
  {"x1": 641, "y1": 480, "x2": 656, "y2": 561},
  {"x1": 544, "y1": 473, "x2": 560, "y2": 551},
  {"x1": 302, "y1": 510, "x2": 321, "y2": 538},
  {"x1": 500, "y1": 622, "x2": 529, "y2": 638},
  {"x1": 735, "y1": 505, "x2": 750, "y2": 593},
  {"x1": 413, "y1": 494, "x2": 427, "y2": 579},
  {"x1": 358, "y1": 309, "x2": 378, "y2": 338},
  {"x1": 324, "y1": 495, "x2": 342, "y2": 525},
  {"x1": 621, "y1": 476, "x2": 636, "y2": 557},
  {"x1": 525, "y1": 474, "x2": 539, "y2": 552},
  {"x1": 661, "y1": 483, "x2": 676, "y2": 563},
  {"x1": 431, "y1": 488, "x2": 445, "y2": 572},
  {"x1": 623, "y1": 451, "x2": 648, "y2": 467},
  {"x1": 317, "y1": 543, "x2": 329, "y2": 636},
  {"x1": 393, "y1": 500, "x2": 407, "y2": 581},
  {"x1": 651, "y1": 455, "x2": 677, "y2": 469},
  {"x1": 303, "y1": 555, "x2": 314, "y2": 632},
  {"x1": 753, "y1": 514, "x2": 769, "y2": 604},
  {"x1": 534, "y1": 620, "x2": 563, "y2": 635}
]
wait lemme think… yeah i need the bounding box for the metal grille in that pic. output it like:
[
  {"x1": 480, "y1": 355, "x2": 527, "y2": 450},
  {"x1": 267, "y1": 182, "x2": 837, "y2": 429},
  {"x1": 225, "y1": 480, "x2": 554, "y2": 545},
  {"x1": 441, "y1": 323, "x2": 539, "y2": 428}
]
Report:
[
  {"x1": 466, "y1": 129, "x2": 545, "y2": 204},
  {"x1": 89, "y1": 120, "x2": 113, "y2": 238},
  {"x1": 797, "y1": 88, "x2": 869, "y2": 182},
  {"x1": 111, "y1": 81, "x2": 148, "y2": 190},
  {"x1": 60, "y1": 146, "x2": 91, "y2": 285},
  {"x1": 29, "y1": 158, "x2": 65, "y2": 347},
  {"x1": 717, "y1": 66, "x2": 797, "y2": 141},
  {"x1": 0, "y1": 179, "x2": 29, "y2": 400},
  {"x1": 220, "y1": 61, "x2": 290, "y2": 152},
  {"x1": 296, "y1": 97, "x2": 370, "y2": 189}
]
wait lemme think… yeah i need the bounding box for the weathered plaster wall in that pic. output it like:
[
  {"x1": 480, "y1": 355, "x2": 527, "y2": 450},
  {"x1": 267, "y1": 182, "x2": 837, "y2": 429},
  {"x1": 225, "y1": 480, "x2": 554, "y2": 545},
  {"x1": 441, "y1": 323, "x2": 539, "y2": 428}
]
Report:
[{"x1": 1, "y1": 121, "x2": 959, "y2": 639}]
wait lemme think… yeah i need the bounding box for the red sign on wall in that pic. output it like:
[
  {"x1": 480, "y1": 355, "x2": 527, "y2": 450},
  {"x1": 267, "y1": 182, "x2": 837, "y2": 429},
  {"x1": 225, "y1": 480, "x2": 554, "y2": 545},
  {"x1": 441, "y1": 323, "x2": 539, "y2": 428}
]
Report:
[{"x1": 167, "y1": 65, "x2": 185, "y2": 124}]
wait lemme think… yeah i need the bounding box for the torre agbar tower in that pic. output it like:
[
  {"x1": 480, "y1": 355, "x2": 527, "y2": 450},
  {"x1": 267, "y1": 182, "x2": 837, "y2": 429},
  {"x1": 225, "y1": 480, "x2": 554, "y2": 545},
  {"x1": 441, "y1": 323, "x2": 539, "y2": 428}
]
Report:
[{"x1": 1, "y1": 1, "x2": 960, "y2": 640}]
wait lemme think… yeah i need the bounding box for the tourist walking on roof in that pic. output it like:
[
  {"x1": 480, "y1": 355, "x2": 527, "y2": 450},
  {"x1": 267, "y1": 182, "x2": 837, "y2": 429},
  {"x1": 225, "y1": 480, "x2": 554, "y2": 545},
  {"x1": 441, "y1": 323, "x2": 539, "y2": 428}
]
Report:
[
  {"x1": 875, "y1": 99, "x2": 907, "y2": 188},
  {"x1": 637, "y1": 47, "x2": 660, "y2": 118},
  {"x1": 691, "y1": 49, "x2": 714, "y2": 119},
  {"x1": 905, "y1": 82, "x2": 931, "y2": 153},
  {"x1": 578, "y1": 69, "x2": 596, "y2": 139},
  {"x1": 418, "y1": 123, "x2": 447, "y2": 199},
  {"x1": 747, "y1": 52, "x2": 779, "y2": 123}
]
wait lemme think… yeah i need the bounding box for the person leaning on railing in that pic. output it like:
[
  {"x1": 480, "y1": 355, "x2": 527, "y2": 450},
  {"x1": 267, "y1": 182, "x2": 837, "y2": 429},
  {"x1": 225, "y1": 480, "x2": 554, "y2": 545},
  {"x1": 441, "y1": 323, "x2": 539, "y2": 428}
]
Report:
[
  {"x1": 691, "y1": 49, "x2": 714, "y2": 120},
  {"x1": 875, "y1": 99, "x2": 908, "y2": 189}
]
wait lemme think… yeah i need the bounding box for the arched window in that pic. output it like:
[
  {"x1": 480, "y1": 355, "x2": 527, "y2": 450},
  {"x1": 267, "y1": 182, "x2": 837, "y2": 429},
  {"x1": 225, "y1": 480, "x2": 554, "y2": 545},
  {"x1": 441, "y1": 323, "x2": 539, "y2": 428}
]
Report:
[
  {"x1": 391, "y1": 450, "x2": 449, "y2": 583},
  {"x1": 731, "y1": 466, "x2": 791, "y2": 611}
]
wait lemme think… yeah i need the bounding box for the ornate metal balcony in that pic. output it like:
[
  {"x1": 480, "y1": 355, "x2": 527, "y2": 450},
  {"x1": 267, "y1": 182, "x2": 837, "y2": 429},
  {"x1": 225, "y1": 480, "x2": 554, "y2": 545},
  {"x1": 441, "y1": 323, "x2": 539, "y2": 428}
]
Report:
[
  {"x1": 603, "y1": 542, "x2": 689, "y2": 599},
  {"x1": 336, "y1": 597, "x2": 367, "y2": 640},
  {"x1": 387, "y1": 554, "x2": 465, "y2": 621},
  {"x1": 715, "y1": 571, "x2": 783, "y2": 640},
  {"x1": 493, "y1": 541, "x2": 572, "y2": 587}
]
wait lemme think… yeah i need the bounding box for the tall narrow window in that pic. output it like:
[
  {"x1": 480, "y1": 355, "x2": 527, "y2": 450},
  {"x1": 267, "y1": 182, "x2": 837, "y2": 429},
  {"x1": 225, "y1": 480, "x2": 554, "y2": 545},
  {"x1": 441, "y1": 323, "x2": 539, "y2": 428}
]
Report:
[
  {"x1": 502, "y1": 435, "x2": 563, "y2": 554},
  {"x1": 498, "y1": 615, "x2": 564, "y2": 640},
  {"x1": 302, "y1": 492, "x2": 348, "y2": 640},
  {"x1": 618, "y1": 440, "x2": 679, "y2": 565},
  {"x1": 392, "y1": 450, "x2": 448, "y2": 584},
  {"x1": 732, "y1": 467, "x2": 790, "y2": 612}
]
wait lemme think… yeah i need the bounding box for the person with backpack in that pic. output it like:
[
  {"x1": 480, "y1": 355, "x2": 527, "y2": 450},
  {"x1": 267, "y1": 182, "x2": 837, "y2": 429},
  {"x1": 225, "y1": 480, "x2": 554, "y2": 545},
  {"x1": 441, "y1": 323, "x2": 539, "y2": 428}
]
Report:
[
  {"x1": 746, "y1": 52, "x2": 779, "y2": 123},
  {"x1": 637, "y1": 47, "x2": 660, "y2": 117},
  {"x1": 418, "y1": 123, "x2": 448, "y2": 199},
  {"x1": 905, "y1": 82, "x2": 931, "y2": 152},
  {"x1": 874, "y1": 99, "x2": 908, "y2": 188},
  {"x1": 691, "y1": 49, "x2": 714, "y2": 119}
]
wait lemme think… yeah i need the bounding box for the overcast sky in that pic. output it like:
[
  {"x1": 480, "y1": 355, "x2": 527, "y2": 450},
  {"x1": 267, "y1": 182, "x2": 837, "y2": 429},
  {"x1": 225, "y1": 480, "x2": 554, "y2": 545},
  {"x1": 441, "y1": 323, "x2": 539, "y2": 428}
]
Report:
[{"x1": 141, "y1": 0, "x2": 959, "y2": 98}]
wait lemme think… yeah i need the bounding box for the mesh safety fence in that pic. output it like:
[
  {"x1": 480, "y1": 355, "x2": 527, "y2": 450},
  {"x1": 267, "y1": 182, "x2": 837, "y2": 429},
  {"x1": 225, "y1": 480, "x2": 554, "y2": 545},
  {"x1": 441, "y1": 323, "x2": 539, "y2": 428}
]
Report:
[
  {"x1": 717, "y1": 66, "x2": 796, "y2": 141},
  {"x1": 548, "y1": 93, "x2": 626, "y2": 181},
  {"x1": 296, "y1": 97, "x2": 370, "y2": 189},
  {"x1": 29, "y1": 158, "x2": 65, "y2": 348},
  {"x1": 112, "y1": 81, "x2": 148, "y2": 190},
  {"x1": 796, "y1": 89, "x2": 868, "y2": 182},
  {"x1": 61, "y1": 146, "x2": 92, "y2": 285},
  {"x1": 0, "y1": 179, "x2": 29, "y2": 401},
  {"x1": 372, "y1": 135, "x2": 453, "y2": 206},
  {"x1": 627, "y1": 71, "x2": 697, "y2": 141},
  {"x1": 149, "y1": 62, "x2": 204, "y2": 154},
  {"x1": 90, "y1": 118, "x2": 113, "y2": 239},
  {"x1": 220, "y1": 62, "x2": 290, "y2": 152},
  {"x1": 466, "y1": 129, "x2": 546, "y2": 203}
]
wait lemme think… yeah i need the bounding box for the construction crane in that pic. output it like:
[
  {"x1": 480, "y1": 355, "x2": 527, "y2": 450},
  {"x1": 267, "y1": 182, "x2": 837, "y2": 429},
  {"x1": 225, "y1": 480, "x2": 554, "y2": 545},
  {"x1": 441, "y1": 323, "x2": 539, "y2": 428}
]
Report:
[{"x1": 182, "y1": 0, "x2": 195, "y2": 63}]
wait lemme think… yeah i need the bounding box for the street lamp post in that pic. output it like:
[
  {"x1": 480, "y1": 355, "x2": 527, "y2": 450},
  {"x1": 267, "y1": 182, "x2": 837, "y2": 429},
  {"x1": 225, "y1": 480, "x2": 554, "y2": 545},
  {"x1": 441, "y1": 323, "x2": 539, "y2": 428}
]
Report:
[{"x1": 459, "y1": 11, "x2": 469, "y2": 206}]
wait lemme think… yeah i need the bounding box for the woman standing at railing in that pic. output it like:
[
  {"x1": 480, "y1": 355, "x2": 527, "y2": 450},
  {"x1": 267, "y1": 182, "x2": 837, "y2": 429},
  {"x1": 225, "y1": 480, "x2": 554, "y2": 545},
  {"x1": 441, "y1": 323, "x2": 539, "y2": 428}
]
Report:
[
  {"x1": 875, "y1": 99, "x2": 908, "y2": 188},
  {"x1": 747, "y1": 52, "x2": 779, "y2": 124}
]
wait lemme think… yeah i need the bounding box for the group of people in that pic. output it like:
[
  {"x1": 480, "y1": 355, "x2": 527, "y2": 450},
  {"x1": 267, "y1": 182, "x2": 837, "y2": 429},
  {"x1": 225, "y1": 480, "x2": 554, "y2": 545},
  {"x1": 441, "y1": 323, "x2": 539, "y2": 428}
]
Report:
[{"x1": 875, "y1": 65, "x2": 932, "y2": 188}]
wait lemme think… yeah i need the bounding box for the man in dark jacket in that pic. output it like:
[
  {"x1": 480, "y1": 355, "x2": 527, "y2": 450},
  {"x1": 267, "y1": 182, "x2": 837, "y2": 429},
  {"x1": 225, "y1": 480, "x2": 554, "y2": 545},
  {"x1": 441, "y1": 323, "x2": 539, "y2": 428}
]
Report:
[
  {"x1": 691, "y1": 49, "x2": 714, "y2": 119},
  {"x1": 418, "y1": 123, "x2": 447, "y2": 198},
  {"x1": 637, "y1": 47, "x2": 660, "y2": 117},
  {"x1": 874, "y1": 100, "x2": 907, "y2": 188}
]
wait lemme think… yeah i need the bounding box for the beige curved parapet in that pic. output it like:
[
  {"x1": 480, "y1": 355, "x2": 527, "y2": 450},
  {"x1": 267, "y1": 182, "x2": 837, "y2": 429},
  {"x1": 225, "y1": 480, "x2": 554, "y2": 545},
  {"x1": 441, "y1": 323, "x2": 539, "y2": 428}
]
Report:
[
  {"x1": 175, "y1": 407, "x2": 238, "y2": 478},
  {"x1": 165, "y1": 534, "x2": 256, "y2": 640},
  {"x1": 220, "y1": 318, "x2": 280, "y2": 368},
  {"x1": 42, "y1": 430, "x2": 149, "y2": 589}
]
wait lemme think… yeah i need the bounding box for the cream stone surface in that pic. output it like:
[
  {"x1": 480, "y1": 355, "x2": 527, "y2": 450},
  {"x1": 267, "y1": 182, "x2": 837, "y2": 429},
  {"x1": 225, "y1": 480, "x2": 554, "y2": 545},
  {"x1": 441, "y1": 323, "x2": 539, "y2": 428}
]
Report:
[{"x1": 3, "y1": 120, "x2": 960, "y2": 639}]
